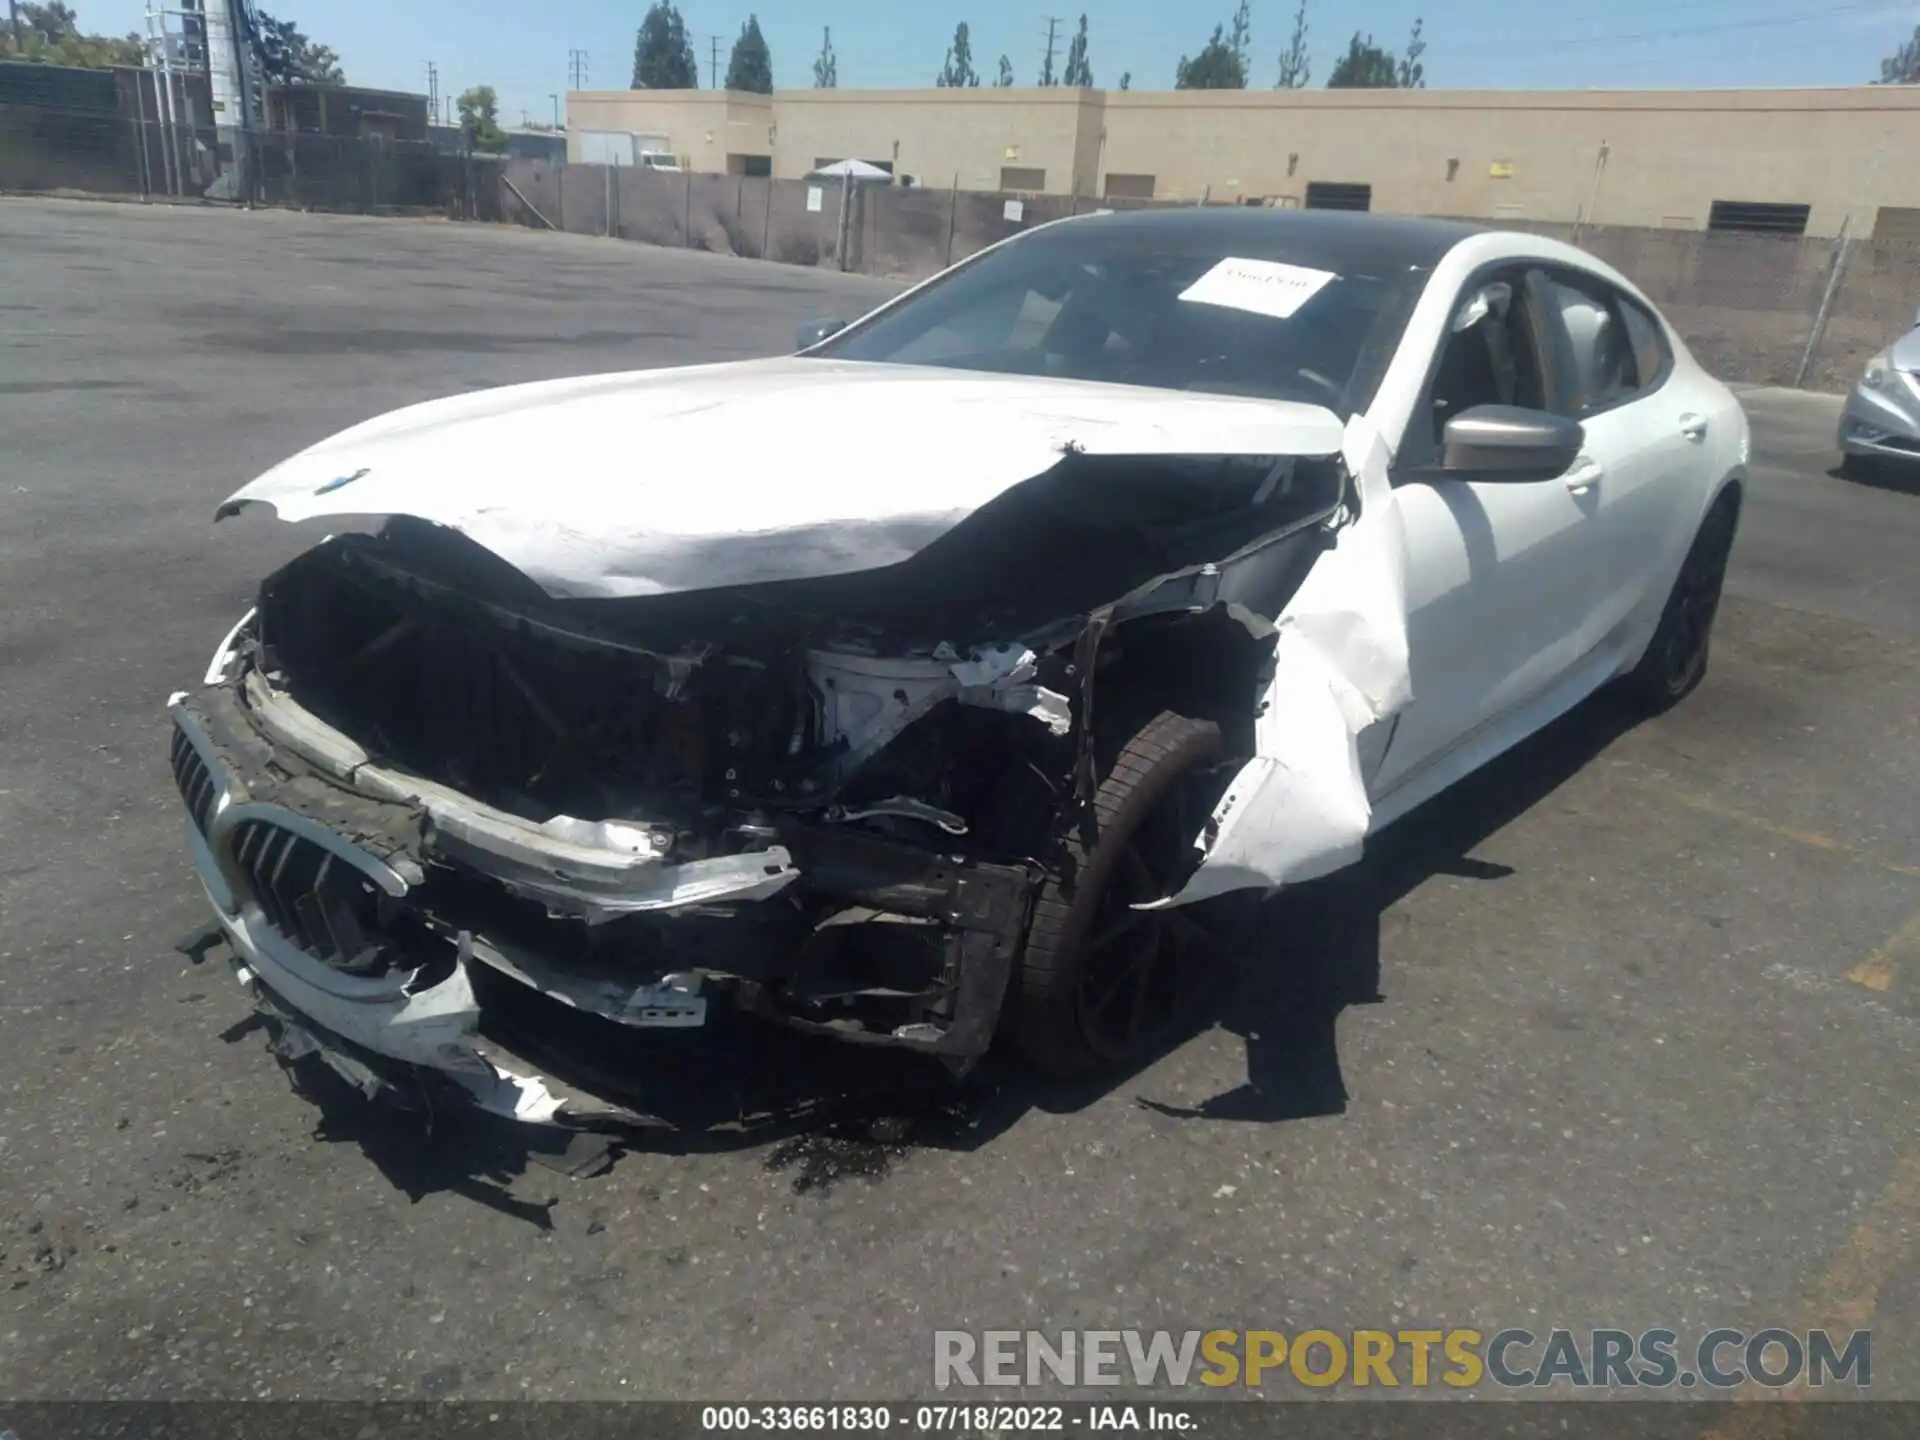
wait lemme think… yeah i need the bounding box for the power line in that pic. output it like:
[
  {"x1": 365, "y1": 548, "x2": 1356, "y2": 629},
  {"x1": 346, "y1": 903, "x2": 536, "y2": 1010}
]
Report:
[
  {"x1": 1530, "y1": 1, "x2": 1900, "y2": 50},
  {"x1": 568, "y1": 48, "x2": 589, "y2": 89}
]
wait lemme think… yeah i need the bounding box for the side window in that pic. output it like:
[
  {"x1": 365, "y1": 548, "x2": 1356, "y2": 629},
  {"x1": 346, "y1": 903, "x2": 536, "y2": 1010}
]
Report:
[
  {"x1": 1427, "y1": 269, "x2": 1549, "y2": 445},
  {"x1": 1540, "y1": 271, "x2": 1640, "y2": 417},
  {"x1": 1618, "y1": 296, "x2": 1672, "y2": 393}
]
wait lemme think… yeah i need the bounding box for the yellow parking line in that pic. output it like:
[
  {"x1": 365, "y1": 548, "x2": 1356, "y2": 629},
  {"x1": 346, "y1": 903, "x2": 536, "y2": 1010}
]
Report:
[
  {"x1": 1670, "y1": 790, "x2": 1920, "y2": 880},
  {"x1": 1846, "y1": 906, "x2": 1920, "y2": 993},
  {"x1": 1699, "y1": 1147, "x2": 1920, "y2": 1439}
]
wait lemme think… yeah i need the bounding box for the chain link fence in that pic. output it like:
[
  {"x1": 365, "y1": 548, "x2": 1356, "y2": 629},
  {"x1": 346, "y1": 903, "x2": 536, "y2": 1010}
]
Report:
[
  {"x1": 495, "y1": 158, "x2": 1900, "y2": 393},
  {"x1": 0, "y1": 101, "x2": 1902, "y2": 393},
  {"x1": 0, "y1": 102, "x2": 501, "y2": 219}
]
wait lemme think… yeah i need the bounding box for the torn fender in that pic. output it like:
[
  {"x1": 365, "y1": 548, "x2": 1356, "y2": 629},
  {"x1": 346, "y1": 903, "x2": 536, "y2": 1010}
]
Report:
[
  {"x1": 1164, "y1": 412, "x2": 1411, "y2": 904},
  {"x1": 213, "y1": 357, "x2": 1347, "y2": 600}
]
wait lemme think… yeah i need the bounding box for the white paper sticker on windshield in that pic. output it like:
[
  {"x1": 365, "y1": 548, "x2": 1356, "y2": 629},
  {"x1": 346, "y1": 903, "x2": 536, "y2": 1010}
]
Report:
[{"x1": 1179, "y1": 257, "x2": 1337, "y2": 320}]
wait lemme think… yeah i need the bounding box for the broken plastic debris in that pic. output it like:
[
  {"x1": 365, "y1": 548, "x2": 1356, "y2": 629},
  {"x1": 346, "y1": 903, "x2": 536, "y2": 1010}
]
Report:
[
  {"x1": 619, "y1": 975, "x2": 708, "y2": 1027},
  {"x1": 481, "y1": 1063, "x2": 565, "y2": 1123},
  {"x1": 537, "y1": 815, "x2": 663, "y2": 858},
  {"x1": 999, "y1": 684, "x2": 1072, "y2": 736},
  {"x1": 948, "y1": 643, "x2": 1033, "y2": 689}
]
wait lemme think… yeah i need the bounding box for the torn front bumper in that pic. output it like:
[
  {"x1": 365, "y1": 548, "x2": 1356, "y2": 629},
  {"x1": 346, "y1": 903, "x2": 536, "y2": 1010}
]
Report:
[{"x1": 168, "y1": 679, "x2": 1034, "y2": 1131}]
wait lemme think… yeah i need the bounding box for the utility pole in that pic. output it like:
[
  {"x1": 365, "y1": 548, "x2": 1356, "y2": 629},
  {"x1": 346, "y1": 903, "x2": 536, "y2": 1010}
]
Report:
[
  {"x1": 708, "y1": 34, "x2": 722, "y2": 89},
  {"x1": 568, "y1": 47, "x2": 589, "y2": 89},
  {"x1": 425, "y1": 61, "x2": 439, "y2": 128},
  {"x1": 549, "y1": 93, "x2": 559, "y2": 128},
  {"x1": 1040, "y1": 16, "x2": 1061, "y2": 86}
]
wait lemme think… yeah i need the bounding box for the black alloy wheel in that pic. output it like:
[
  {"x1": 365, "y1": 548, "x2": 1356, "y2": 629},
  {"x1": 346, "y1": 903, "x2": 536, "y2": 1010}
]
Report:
[
  {"x1": 1012, "y1": 710, "x2": 1226, "y2": 1077},
  {"x1": 1622, "y1": 490, "x2": 1740, "y2": 712}
]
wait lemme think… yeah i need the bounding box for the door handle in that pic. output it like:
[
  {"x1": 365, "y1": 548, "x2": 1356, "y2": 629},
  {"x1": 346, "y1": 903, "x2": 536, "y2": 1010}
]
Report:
[
  {"x1": 1679, "y1": 413, "x2": 1709, "y2": 442},
  {"x1": 1564, "y1": 455, "x2": 1604, "y2": 495}
]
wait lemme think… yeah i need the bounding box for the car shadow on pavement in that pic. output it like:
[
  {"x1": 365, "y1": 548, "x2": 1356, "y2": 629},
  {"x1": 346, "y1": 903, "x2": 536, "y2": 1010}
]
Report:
[
  {"x1": 233, "y1": 1000, "x2": 1021, "y2": 1212},
  {"x1": 1831, "y1": 459, "x2": 1920, "y2": 496},
  {"x1": 232, "y1": 688, "x2": 1656, "y2": 1215},
  {"x1": 1125, "y1": 686, "x2": 1652, "y2": 1127}
]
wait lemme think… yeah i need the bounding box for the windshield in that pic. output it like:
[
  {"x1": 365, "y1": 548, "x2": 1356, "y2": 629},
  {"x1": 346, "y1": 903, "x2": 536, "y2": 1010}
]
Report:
[{"x1": 808, "y1": 217, "x2": 1429, "y2": 416}]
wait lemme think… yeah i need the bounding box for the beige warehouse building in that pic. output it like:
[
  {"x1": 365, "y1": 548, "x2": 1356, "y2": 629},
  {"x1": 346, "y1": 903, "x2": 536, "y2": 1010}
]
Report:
[{"x1": 565, "y1": 84, "x2": 1920, "y2": 240}]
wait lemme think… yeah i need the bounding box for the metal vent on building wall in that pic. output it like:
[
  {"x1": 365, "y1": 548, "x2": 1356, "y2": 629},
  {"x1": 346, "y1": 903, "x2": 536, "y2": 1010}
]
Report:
[
  {"x1": 1706, "y1": 201, "x2": 1811, "y2": 237},
  {"x1": 1001, "y1": 166, "x2": 1047, "y2": 194},
  {"x1": 1304, "y1": 182, "x2": 1371, "y2": 212}
]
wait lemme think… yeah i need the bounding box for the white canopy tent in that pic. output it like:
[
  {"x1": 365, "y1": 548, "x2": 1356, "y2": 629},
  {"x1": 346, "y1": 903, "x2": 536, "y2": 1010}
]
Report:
[{"x1": 808, "y1": 158, "x2": 893, "y2": 181}]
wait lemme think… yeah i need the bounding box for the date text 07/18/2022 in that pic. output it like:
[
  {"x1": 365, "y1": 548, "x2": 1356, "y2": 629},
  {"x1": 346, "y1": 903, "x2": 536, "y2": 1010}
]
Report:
[{"x1": 700, "y1": 1405, "x2": 1195, "y2": 1432}]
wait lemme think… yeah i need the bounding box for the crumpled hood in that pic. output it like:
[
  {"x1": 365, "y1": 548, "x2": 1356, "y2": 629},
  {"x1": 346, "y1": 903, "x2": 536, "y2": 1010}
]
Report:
[{"x1": 218, "y1": 357, "x2": 1347, "y2": 599}]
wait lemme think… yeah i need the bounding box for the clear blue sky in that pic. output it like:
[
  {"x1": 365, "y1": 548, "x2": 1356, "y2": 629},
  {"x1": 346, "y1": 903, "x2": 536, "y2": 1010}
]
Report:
[{"x1": 79, "y1": 0, "x2": 1920, "y2": 131}]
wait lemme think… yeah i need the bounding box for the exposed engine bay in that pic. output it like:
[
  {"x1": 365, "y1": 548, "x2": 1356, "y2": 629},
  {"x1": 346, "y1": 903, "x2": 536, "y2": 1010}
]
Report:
[
  {"x1": 257, "y1": 451, "x2": 1338, "y2": 841},
  {"x1": 171, "y1": 412, "x2": 1418, "y2": 1130}
]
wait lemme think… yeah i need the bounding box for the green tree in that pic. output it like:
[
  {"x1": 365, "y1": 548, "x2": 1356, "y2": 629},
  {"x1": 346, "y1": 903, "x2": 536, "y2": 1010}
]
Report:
[
  {"x1": 812, "y1": 26, "x2": 838, "y2": 87},
  {"x1": 1276, "y1": 0, "x2": 1311, "y2": 88},
  {"x1": 456, "y1": 85, "x2": 506, "y2": 152},
  {"x1": 995, "y1": 53, "x2": 1015, "y2": 87},
  {"x1": 725, "y1": 14, "x2": 772, "y2": 93},
  {"x1": 1228, "y1": 0, "x2": 1252, "y2": 70},
  {"x1": 1062, "y1": 13, "x2": 1093, "y2": 87},
  {"x1": 936, "y1": 21, "x2": 980, "y2": 87},
  {"x1": 1326, "y1": 17, "x2": 1426, "y2": 88},
  {"x1": 7, "y1": 2, "x2": 142, "y2": 67},
  {"x1": 1396, "y1": 17, "x2": 1426, "y2": 89},
  {"x1": 256, "y1": 10, "x2": 344, "y2": 86},
  {"x1": 632, "y1": 1, "x2": 697, "y2": 89},
  {"x1": 1879, "y1": 23, "x2": 1920, "y2": 83},
  {"x1": 1326, "y1": 32, "x2": 1395, "y2": 87},
  {"x1": 1118, "y1": 70, "x2": 1131, "y2": 90},
  {"x1": 1175, "y1": 24, "x2": 1246, "y2": 89}
]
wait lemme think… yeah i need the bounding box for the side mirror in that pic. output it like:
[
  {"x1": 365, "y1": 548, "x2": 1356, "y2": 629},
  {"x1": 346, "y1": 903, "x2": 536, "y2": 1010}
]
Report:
[
  {"x1": 796, "y1": 318, "x2": 848, "y2": 349},
  {"x1": 1442, "y1": 404, "x2": 1584, "y2": 482}
]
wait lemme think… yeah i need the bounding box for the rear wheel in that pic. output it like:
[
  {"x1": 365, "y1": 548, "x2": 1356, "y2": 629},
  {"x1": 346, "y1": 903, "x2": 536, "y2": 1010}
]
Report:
[
  {"x1": 1620, "y1": 489, "x2": 1739, "y2": 712},
  {"x1": 1011, "y1": 711, "x2": 1225, "y2": 1078}
]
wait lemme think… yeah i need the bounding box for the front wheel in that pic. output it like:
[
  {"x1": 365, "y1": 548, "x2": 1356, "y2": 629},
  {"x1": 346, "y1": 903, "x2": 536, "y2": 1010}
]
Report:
[
  {"x1": 1010, "y1": 710, "x2": 1225, "y2": 1078},
  {"x1": 1619, "y1": 490, "x2": 1739, "y2": 712}
]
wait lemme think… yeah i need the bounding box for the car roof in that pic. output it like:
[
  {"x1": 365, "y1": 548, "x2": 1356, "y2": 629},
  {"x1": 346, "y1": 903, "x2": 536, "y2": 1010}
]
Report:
[{"x1": 1052, "y1": 205, "x2": 1488, "y2": 273}]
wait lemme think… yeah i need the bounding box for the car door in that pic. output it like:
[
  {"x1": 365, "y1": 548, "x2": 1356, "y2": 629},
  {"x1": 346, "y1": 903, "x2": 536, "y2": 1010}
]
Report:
[
  {"x1": 1531, "y1": 267, "x2": 1702, "y2": 664},
  {"x1": 1369, "y1": 265, "x2": 1609, "y2": 800}
]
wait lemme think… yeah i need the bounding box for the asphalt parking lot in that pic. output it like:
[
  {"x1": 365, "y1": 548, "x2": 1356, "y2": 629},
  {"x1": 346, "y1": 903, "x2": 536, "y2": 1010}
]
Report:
[{"x1": 0, "y1": 198, "x2": 1915, "y2": 1406}]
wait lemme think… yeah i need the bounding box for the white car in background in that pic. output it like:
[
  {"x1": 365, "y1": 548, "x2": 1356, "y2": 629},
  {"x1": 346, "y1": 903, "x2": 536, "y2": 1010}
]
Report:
[
  {"x1": 1838, "y1": 308, "x2": 1920, "y2": 475},
  {"x1": 168, "y1": 209, "x2": 1749, "y2": 1131}
]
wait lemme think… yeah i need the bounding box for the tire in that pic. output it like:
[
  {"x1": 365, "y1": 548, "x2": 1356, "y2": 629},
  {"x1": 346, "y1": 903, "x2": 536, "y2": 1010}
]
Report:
[
  {"x1": 1620, "y1": 489, "x2": 1740, "y2": 713},
  {"x1": 1011, "y1": 710, "x2": 1224, "y2": 1078}
]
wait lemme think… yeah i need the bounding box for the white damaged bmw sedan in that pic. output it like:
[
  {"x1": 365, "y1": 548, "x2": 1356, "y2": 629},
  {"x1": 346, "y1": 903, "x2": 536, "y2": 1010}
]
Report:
[{"x1": 168, "y1": 208, "x2": 1749, "y2": 1129}]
